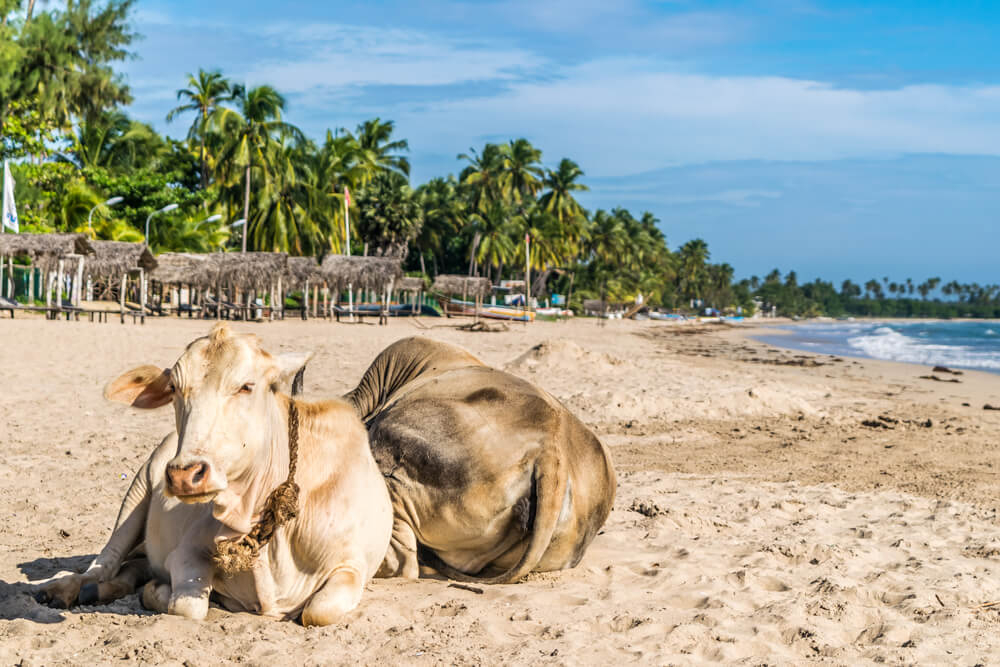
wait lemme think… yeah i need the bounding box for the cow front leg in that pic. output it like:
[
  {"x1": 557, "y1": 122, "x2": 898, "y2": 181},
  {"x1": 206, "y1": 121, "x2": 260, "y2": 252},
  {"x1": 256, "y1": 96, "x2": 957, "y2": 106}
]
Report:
[
  {"x1": 301, "y1": 563, "x2": 365, "y2": 626},
  {"x1": 376, "y1": 517, "x2": 419, "y2": 579},
  {"x1": 164, "y1": 548, "x2": 213, "y2": 620},
  {"x1": 78, "y1": 557, "x2": 151, "y2": 606},
  {"x1": 141, "y1": 580, "x2": 170, "y2": 613}
]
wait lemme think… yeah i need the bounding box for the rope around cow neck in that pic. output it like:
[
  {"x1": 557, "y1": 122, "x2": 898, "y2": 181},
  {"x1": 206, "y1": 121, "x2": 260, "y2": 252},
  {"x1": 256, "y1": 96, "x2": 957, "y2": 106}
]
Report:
[{"x1": 213, "y1": 399, "x2": 301, "y2": 576}]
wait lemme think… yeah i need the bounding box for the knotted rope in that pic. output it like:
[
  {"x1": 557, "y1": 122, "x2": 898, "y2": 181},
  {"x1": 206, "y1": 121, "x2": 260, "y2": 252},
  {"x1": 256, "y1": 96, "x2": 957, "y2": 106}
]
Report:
[{"x1": 213, "y1": 400, "x2": 301, "y2": 575}]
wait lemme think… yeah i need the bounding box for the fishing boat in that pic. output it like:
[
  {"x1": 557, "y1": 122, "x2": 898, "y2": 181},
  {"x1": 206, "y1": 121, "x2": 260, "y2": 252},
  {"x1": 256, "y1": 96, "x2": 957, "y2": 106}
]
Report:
[{"x1": 436, "y1": 295, "x2": 535, "y2": 322}]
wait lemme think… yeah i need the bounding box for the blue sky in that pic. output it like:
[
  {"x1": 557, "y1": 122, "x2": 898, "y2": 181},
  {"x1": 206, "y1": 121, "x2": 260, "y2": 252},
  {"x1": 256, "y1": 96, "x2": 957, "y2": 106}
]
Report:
[{"x1": 122, "y1": 0, "x2": 1000, "y2": 284}]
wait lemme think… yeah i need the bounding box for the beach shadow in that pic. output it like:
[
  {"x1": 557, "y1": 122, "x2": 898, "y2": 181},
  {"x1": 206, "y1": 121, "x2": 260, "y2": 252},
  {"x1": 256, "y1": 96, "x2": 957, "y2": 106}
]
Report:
[
  {"x1": 2, "y1": 555, "x2": 154, "y2": 624},
  {"x1": 18, "y1": 554, "x2": 94, "y2": 582}
]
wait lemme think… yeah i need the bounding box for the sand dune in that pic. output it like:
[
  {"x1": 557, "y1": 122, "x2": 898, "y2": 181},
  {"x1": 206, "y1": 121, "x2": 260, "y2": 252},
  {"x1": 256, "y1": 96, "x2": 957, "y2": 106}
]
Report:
[{"x1": 2, "y1": 317, "x2": 1000, "y2": 665}]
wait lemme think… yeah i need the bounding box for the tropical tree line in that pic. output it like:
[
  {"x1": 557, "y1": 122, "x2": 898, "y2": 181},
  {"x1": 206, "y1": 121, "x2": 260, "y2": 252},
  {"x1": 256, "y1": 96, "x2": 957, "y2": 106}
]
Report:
[
  {"x1": 1, "y1": 1, "x2": 991, "y2": 317},
  {"x1": 751, "y1": 272, "x2": 1000, "y2": 318}
]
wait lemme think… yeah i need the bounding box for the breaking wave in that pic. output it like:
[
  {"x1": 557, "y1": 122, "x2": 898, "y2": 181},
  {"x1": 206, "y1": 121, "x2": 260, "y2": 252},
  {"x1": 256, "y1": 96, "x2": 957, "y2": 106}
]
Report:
[{"x1": 848, "y1": 326, "x2": 1000, "y2": 371}]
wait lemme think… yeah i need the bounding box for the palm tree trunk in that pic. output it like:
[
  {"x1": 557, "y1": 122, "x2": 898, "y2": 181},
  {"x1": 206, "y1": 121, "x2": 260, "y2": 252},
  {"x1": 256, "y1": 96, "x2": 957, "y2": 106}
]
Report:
[
  {"x1": 419, "y1": 251, "x2": 426, "y2": 277},
  {"x1": 242, "y1": 163, "x2": 251, "y2": 253},
  {"x1": 25, "y1": 0, "x2": 36, "y2": 23},
  {"x1": 200, "y1": 134, "x2": 208, "y2": 191}
]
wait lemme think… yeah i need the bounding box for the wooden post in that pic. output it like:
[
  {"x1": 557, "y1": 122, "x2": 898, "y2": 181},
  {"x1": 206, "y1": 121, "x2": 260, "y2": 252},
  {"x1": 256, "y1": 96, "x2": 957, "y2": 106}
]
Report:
[
  {"x1": 323, "y1": 286, "x2": 330, "y2": 320},
  {"x1": 6, "y1": 255, "x2": 12, "y2": 299},
  {"x1": 276, "y1": 275, "x2": 282, "y2": 320},
  {"x1": 303, "y1": 279, "x2": 309, "y2": 320},
  {"x1": 0, "y1": 254, "x2": 4, "y2": 299},
  {"x1": 27, "y1": 263, "x2": 34, "y2": 304},
  {"x1": 216, "y1": 280, "x2": 222, "y2": 320},
  {"x1": 119, "y1": 273, "x2": 126, "y2": 324},
  {"x1": 312, "y1": 284, "x2": 319, "y2": 318},
  {"x1": 74, "y1": 257, "x2": 85, "y2": 306},
  {"x1": 346, "y1": 282, "x2": 354, "y2": 322},
  {"x1": 55, "y1": 260, "x2": 65, "y2": 311},
  {"x1": 139, "y1": 268, "x2": 146, "y2": 324}
]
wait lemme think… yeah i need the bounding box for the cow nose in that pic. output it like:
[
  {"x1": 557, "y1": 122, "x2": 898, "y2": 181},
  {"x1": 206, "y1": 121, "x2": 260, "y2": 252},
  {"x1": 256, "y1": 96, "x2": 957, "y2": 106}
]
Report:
[{"x1": 165, "y1": 461, "x2": 211, "y2": 497}]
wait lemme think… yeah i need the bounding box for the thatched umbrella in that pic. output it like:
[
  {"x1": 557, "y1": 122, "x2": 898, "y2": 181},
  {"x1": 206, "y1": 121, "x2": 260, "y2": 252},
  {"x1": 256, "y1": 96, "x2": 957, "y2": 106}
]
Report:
[
  {"x1": 87, "y1": 241, "x2": 157, "y2": 279},
  {"x1": 320, "y1": 255, "x2": 402, "y2": 292},
  {"x1": 431, "y1": 274, "x2": 492, "y2": 321},
  {"x1": 319, "y1": 255, "x2": 402, "y2": 321},
  {"x1": 0, "y1": 233, "x2": 95, "y2": 310},
  {"x1": 151, "y1": 253, "x2": 216, "y2": 287},
  {"x1": 285, "y1": 256, "x2": 324, "y2": 319},
  {"x1": 431, "y1": 275, "x2": 491, "y2": 298},
  {"x1": 396, "y1": 276, "x2": 427, "y2": 316}
]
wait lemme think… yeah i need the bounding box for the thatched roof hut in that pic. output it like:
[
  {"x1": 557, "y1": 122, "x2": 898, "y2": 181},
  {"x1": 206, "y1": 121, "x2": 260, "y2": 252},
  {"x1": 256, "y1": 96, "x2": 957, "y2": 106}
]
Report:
[
  {"x1": 0, "y1": 233, "x2": 94, "y2": 272},
  {"x1": 86, "y1": 241, "x2": 157, "y2": 279},
  {"x1": 212, "y1": 252, "x2": 288, "y2": 291},
  {"x1": 285, "y1": 256, "x2": 324, "y2": 288},
  {"x1": 151, "y1": 252, "x2": 217, "y2": 287},
  {"x1": 396, "y1": 276, "x2": 426, "y2": 292},
  {"x1": 320, "y1": 255, "x2": 402, "y2": 292},
  {"x1": 431, "y1": 275, "x2": 492, "y2": 298}
]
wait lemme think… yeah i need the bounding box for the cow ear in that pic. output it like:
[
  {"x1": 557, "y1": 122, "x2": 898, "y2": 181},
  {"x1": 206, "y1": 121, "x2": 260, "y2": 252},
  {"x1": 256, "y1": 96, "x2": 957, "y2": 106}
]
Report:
[
  {"x1": 104, "y1": 365, "x2": 174, "y2": 409},
  {"x1": 274, "y1": 352, "x2": 312, "y2": 396}
]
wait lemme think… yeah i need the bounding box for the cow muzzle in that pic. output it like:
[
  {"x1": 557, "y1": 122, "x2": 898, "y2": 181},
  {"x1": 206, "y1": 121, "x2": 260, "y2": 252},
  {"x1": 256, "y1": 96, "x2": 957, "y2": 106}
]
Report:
[{"x1": 165, "y1": 460, "x2": 217, "y2": 501}]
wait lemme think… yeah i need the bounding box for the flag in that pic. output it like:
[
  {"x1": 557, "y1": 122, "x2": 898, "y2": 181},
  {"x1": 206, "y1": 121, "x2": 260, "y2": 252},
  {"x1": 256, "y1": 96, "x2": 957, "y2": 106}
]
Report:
[
  {"x1": 344, "y1": 186, "x2": 351, "y2": 207},
  {"x1": 2, "y1": 160, "x2": 17, "y2": 233}
]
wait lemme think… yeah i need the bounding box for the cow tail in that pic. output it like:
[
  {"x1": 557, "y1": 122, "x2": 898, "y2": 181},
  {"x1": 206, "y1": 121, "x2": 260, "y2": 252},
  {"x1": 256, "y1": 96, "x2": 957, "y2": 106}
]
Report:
[{"x1": 423, "y1": 417, "x2": 568, "y2": 585}]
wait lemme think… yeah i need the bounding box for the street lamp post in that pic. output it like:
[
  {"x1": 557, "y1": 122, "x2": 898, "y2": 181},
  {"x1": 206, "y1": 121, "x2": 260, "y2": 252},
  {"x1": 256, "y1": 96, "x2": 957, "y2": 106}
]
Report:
[
  {"x1": 231, "y1": 218, "x2": 247, "y2": 253},
  {"x1": 144, "y1": 203, "x2": 179, "y2": 245},
  {"x1": 87, "y1": 196, "x2": 124, "y2": 234},
  {"x1": 195, "y1": 213, "x2": 222, "y2": 230}
]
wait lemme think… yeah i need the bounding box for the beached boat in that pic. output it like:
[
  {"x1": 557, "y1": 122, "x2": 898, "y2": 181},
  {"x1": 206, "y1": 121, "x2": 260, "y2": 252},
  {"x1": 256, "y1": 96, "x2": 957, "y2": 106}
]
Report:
[{"x1": 436, "y1": 295, "x2": 535, "y2": 322}]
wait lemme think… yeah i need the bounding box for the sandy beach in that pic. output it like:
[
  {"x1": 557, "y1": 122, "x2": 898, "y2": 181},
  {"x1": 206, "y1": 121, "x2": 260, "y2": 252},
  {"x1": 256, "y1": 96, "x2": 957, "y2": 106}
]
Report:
[{"x1": 2, "y1": 316, "x2": 1000, "y2": 665}]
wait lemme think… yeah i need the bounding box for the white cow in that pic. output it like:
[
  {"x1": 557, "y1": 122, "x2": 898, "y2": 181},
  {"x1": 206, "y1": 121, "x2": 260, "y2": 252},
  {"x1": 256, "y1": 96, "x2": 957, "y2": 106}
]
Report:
[{"x1": 37, "y1": 324, "x2": 392, "y2": 626}]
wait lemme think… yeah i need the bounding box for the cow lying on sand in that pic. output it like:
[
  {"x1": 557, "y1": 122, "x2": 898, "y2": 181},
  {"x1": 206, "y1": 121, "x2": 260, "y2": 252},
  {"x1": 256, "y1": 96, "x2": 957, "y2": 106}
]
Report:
[
  {"x1": 37, "y1": 324, "x2": 392, "y2": 625},
  {"x1": 38, "y1": 332, "x2": 615, "y2": 620},
  {"x1": 347, "y1": 336, "x2": 616, "y2": 583}
]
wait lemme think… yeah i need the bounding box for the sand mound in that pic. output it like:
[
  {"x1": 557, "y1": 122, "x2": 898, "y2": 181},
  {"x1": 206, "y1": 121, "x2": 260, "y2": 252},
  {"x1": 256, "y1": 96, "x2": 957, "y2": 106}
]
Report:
[{"x1": 505, "y1": 339, "x2": 625, "y2": 374}]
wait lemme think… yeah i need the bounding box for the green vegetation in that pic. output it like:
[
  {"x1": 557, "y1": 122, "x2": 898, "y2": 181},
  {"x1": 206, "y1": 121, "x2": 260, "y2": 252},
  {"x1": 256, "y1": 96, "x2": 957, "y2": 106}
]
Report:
[{"x1": 1, "y1": 1, "x2": 992, "y2": 318}]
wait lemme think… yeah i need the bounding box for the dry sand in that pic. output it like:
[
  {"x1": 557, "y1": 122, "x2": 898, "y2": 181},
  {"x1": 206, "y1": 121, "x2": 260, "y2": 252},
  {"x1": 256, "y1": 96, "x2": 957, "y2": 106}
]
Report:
[{"x1": 2, "y1": 315, "x2": 1000, "y2": 665}]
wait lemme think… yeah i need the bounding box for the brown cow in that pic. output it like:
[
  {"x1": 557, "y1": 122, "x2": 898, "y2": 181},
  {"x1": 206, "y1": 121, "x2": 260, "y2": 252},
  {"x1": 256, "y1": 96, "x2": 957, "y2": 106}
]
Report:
[{"x1": 346, "y1": 336, "x2": 616, "y2": 583}]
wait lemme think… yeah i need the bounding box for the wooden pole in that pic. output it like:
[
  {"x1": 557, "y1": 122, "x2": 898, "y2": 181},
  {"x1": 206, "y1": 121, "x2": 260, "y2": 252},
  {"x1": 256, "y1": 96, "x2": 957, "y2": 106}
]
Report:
[
  {"x1": 56, "y1": 260, "x2": 65, "y2": 311},
  {"x1": 312, "y1": 284, "x2": 318, "y2": 318},
  {"x1": 139, "y1": 268, "x2": 147, "y2": 324},
  {"x1": 27, "y1": 262, "x2": 34, "y2": 304},
  {"x1": 524, "y1": 234, "x2": 530, "y2": 325},
  {"x1": 216, "y1": 280, "x2": 222, "y2": 320},
  {"x1": 303, "y1": 279, "x2": 309, "y2": 320},
  {"x1": 6, "y1": 255, "x2": 12, "y2": 299},
  {"x1": 74, "y1": 257, "x2": 84, "y2": 306},
  {"x1": 347, "y1": 282, "x2": 353, "y2": 322},
  {"x1": 323, "y1": 286, "x2": 330, "y2": 320},
  {"x1": 119, "y1": 273, "x2": 126, "y2": 324},
  {"x1": 276, "y1": 275, "x2": 282, "y2": 320},
  {"x1": 0, "y1": 254, "x2": 4, "y2": 299}
]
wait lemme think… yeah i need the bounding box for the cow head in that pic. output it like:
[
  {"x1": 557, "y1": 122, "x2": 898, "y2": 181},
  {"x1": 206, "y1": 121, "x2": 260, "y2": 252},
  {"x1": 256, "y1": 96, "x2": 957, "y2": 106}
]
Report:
[{"x1": 105, "y1": 324, "x2": 311, "y2": 510}]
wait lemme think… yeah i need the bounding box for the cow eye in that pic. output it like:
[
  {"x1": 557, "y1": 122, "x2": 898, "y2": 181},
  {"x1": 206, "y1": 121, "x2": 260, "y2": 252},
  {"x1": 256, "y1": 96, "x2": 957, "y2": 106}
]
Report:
[{"x1": 238, "y1": 383, "x2": 254, "y2": 394}]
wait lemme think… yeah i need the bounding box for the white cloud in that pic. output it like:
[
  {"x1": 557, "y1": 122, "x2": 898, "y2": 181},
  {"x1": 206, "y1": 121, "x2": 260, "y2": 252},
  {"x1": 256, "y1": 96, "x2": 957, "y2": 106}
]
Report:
[{"x1": 396, "y1": 58, "x2": 1000, "y2": 177}]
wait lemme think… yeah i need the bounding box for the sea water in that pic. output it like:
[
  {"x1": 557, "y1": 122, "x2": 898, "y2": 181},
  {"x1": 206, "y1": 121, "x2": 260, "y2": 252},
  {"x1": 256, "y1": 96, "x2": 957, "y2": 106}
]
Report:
[{"x1": 755, "y1": 320, "x2": 1000, "y2": 373}]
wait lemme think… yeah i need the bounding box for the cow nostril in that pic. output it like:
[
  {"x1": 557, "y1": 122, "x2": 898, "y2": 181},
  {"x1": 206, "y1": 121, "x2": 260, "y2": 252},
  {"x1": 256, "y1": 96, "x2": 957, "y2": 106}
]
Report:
[{"x1": 191, "y1": 463, "x2": 207, "y2": 484}]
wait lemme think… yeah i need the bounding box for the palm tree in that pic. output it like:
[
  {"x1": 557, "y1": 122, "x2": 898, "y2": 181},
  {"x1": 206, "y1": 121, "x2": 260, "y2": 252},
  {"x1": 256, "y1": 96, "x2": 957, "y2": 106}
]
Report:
[
  {"x1": 214, "y1": 84, "x2": 302, "y2": 251},
  {"x1": 415, "y1": 176, "x2": 464, "y2": 276},
  {"x1": 469, "y1": 200, "x2": 519, "y2": 281},
  {"x1": 458, "y1": 143, "x2": 507, "y2": 212},
  {"x1": 502, "y1": 138, "x2": 544, "y2": 205},
  {"x1": 539, "y1": 158, "x2": 588, "y2": 223},
  {"x1": 351, "y1": 117, "x2": 409, "y2": 178},
  {"x1": 166, "y1": 69, "x2": 234, "y2": 189},
  {"x1": 250, "y1": 139, "x2": 321, "y2": 254},
  {"x1": 677, "y1": 239, "x2": 710, "y2": 303},
  {"x1": 63, "y1": 111, "x2": 164, "y2": 171}
]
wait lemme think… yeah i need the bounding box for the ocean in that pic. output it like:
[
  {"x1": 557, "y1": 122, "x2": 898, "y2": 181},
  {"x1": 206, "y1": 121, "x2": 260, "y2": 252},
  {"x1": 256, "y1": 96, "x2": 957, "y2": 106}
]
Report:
[{"x1": 755, "y1": 320, "x2": 1000, "y2": 374}]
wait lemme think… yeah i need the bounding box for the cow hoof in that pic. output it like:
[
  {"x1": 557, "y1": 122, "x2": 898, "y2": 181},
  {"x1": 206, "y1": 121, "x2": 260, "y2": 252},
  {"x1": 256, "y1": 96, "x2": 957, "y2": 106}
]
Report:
[{"x1": 78, "y1": 583, "x2": 99, "y2": 606}]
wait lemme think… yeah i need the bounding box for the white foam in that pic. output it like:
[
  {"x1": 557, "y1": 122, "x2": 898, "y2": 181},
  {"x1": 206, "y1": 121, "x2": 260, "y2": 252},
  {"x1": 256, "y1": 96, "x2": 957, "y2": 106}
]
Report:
[{"x1": 848, "y1": 327, "x2": 1000, "y2": 371}]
